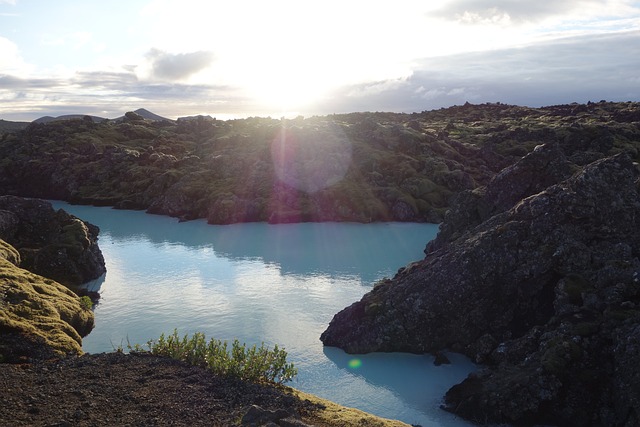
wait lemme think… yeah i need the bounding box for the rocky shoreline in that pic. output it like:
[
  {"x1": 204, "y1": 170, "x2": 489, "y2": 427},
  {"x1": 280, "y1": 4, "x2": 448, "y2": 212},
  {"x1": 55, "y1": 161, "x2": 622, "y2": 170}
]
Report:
[
  {"x1": 321, "y1": 145, "x2": 640, "y2": 425},
  {"x1": 0, "y1": 195, "x2": 105, "y2": 288}
]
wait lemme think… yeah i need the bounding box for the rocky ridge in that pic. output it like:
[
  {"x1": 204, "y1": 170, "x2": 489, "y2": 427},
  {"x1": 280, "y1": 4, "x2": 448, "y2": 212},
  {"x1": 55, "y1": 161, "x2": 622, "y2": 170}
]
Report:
[
  {"x1": 321, "y1": 145, "x2": 640, "y2": 425},
  {"x1": 0, "y1": 102, "x2": 638, "y2": 224}
]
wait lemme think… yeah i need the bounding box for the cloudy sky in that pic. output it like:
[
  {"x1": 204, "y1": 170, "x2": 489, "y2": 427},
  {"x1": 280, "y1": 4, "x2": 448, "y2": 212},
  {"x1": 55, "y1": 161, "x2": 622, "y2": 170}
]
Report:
[{"x1": 1, "y1": 0, "x2": 639, "y2": 121}]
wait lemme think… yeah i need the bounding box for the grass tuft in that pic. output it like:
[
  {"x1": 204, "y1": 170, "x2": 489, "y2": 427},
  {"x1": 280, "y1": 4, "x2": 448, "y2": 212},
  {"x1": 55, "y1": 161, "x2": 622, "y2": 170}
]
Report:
[{"x1": 133, "y1": 329, "x2": 297, "y2": 384}]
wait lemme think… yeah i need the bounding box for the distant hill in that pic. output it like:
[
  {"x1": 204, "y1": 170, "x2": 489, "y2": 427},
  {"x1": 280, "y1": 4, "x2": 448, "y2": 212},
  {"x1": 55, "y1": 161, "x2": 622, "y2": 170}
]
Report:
[
  {"x1": 114, "y1": 108, "x2": 173, "y2": 122},
  {"x1": 0, "y1": 119, "x2": 30, "y2": 133},
  {"x1": 33, "y1": 108, "x2": 172, "y2": 124},
  {"x1": 176, "y1": 114, "x2": 215, "y2": 122},
  {"x1": 33, "y1": 115, "x2": 107, "y2": 124}
]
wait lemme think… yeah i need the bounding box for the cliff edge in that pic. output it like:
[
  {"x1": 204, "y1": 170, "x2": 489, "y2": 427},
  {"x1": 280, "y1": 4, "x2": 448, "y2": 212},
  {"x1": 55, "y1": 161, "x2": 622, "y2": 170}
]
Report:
[{"x1": 321, "y1": 146, "x2": 640, "y2": 425}]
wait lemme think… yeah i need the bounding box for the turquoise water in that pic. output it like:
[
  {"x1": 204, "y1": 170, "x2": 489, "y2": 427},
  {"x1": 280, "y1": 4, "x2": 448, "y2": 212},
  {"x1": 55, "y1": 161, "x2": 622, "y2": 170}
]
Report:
[{"x1": 51, "y1": 201, "x2": 475, "y2": 426}]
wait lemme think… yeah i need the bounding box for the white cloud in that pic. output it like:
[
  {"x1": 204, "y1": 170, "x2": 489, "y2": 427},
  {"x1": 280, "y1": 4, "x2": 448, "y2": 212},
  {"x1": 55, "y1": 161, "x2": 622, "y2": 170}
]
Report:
[
  {"x1": 348, "y1": 78, "x2": 411, "y2": 98},
  {"x1": 0, "y1": 36, "x2": 31, "y2": 75},
  {"x1": 435, "y1": 0, "x2": 629, "y2": 23},
  {"x1": 1, "y1": 1, "x2": 639, "y2": 120},
  {"x1": 142, "y1": 49, "x2": 215, "y2": 81},
  {"x1": 304, "y1": 30, "x2": 640, "y2": 114}
]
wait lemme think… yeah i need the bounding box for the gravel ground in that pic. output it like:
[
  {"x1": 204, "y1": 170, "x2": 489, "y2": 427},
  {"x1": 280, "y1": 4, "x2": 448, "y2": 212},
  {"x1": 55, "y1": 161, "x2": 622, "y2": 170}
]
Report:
[{"x1": 0, "y1": 352, "x2": 324, "y2": 426}]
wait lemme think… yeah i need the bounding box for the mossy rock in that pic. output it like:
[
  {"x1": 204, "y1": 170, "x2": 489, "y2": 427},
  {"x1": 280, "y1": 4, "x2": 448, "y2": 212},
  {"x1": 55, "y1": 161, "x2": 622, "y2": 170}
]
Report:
[
  {"x1": 59, "y1": 218, "x2": 91, "y2": 255},
  {"x1": 289, "y1": 388, "x2": 411, "y2": 427},
  {"x1": 0, "y1": 240, "x2": 20, "y2": 265},
  {"x1": 0, "y1": 249, "x2": 94, "y2": 361}
]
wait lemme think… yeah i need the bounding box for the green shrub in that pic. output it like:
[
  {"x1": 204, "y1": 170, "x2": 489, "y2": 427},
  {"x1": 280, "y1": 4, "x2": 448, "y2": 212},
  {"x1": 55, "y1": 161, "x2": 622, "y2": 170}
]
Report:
[
  {"x1": 79, "y1": 295, "x2": 93, "y2": 310},
  {"x1": 137, "y1": 330, "x2": 297, "y2": 384}
]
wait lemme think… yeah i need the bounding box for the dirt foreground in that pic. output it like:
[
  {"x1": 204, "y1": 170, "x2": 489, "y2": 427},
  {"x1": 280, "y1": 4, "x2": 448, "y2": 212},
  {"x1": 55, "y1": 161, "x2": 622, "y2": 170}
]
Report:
[{"x1": 0, "y1": 352, "x2": 412, "y2": 427}]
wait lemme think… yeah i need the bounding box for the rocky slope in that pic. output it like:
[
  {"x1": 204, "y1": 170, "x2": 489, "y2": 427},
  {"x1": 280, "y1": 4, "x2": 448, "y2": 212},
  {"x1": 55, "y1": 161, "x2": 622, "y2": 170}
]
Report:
[
  {"x1": 321, "y1": 146, "x2": 640, "y2": 425},
  {"x1": 0, "y1": 102, "x2": 638, "y2": 224}
]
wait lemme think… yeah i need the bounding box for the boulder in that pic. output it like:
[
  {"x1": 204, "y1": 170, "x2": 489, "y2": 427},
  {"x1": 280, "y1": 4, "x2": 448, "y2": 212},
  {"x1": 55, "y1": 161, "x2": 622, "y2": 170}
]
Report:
[{"x1": 0, "y1": 196, "x2": 106, "y2": 286}]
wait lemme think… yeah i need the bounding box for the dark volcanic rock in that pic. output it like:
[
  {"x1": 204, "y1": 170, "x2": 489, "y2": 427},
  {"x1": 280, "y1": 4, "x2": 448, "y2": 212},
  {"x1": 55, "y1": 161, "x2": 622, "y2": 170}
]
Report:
[
  {"x1": 0, "y1": 196, "x2": 105, "y2": 286},
  {"x1": 321, "y1": 151, "x2": 640, "y2": 425},
  {"x1": 426, "y1": 142, "x2": 574, "y2": 253}
]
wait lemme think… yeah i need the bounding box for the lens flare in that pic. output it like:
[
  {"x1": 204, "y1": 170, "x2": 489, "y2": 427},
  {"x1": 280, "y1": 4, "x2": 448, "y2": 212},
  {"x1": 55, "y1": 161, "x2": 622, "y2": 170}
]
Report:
[
  {"x1": 348, "y1": 358, "x2": 362, "y2": 369},
  {"x1": 270, "y1": 122, "x2": 352, "y2": 193}
]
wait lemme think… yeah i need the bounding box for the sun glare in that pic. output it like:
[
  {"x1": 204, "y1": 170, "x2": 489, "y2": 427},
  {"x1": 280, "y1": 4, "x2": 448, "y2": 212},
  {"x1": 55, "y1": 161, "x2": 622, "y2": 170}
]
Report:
[{"x1": 246, "y1": 63, "x2": 332, "y2": 111}]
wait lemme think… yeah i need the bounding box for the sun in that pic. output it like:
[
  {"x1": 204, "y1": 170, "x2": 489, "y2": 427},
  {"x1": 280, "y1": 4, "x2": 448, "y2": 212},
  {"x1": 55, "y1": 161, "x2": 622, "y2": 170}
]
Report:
[{"x1": 243, "y1": 54, "x2": 335, "y2": 112}]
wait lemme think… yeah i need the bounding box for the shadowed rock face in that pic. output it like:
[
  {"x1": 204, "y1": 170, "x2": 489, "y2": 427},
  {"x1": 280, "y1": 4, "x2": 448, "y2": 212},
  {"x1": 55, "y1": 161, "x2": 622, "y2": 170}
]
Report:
[
  {"x1": 0, "y1": 196, "x2": 105, "y2": 286},
  {"x1": 321, "y1": 148, "x2": 640, "y2": 426}
]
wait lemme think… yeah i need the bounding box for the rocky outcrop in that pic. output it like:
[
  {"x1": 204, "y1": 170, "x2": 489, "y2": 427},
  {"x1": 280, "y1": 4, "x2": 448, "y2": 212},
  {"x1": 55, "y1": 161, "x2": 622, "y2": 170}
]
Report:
[
  {"x1": 0, "y1": 196, "x2": 105, "y2": 287},
  {"x1": 0, "y1": 196, "x2": 103, "y2": 362},
  {"x1": 0, "y1": 239, "x2": 95, "y2": 362},
  {"x1": 426, "y1": 142, "x2": 575, "y2": 253},
  {"x1": 321, "y1": 148, "x2": 640, "y2": 425}
]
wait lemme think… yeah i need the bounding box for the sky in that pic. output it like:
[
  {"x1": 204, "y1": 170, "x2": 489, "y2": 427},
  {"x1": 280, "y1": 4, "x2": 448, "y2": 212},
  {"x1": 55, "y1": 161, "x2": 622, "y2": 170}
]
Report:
[{"x1": 0, "y1": 0, "x2": 639, "y2": 121}]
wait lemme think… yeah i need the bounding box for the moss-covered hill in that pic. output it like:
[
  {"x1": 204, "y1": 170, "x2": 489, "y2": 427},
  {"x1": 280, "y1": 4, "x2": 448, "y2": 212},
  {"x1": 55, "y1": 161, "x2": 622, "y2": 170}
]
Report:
[{"x1": 1, "y1": 102, "x2": 639, "y2": 223}]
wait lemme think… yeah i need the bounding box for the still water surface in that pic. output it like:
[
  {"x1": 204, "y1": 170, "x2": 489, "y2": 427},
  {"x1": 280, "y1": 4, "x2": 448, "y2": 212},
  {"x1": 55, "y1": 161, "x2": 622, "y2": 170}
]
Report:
[{"x1": 51, "y1": 201, "x2": 475, "y2": 426}]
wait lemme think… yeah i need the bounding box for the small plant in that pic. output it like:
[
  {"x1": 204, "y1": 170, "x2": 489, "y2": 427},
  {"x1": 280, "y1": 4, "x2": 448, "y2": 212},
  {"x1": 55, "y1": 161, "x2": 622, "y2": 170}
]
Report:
[
  {"x1": 79, "y1": 295, "x2": 93, "y2": 310},
  {"x1": 137, "y1": 330, "x2": 297, "y2": 384}
]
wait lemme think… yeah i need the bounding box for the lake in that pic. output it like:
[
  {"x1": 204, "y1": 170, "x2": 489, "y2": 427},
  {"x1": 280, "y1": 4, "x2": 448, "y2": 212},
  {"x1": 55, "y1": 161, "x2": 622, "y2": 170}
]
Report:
[{"x1": 51, "y1": 201, "x2": 475, "y2": 427}]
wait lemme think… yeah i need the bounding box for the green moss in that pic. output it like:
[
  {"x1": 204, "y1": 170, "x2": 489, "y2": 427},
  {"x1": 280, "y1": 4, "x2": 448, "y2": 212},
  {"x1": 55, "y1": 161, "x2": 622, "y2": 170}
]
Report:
[
  {"x1": 4, "y1": 102, "x2": 640, "y2": 225},
  {"x1": 60, "y1": 219, "x2": 90, "y2": 250},
  {"x1": 0, "y1": 257, "x2": 94, "y2": 358},
  {"x1": 79, "y1": 296, "x2": 93, "y2": 311},
  {"x1": 0, "y1": 240, "x2": 20, "y2": 265}
]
